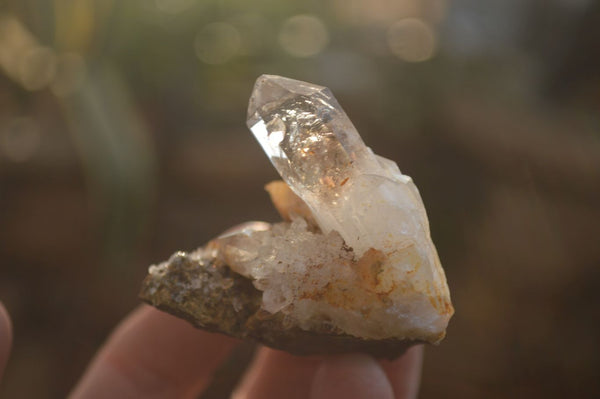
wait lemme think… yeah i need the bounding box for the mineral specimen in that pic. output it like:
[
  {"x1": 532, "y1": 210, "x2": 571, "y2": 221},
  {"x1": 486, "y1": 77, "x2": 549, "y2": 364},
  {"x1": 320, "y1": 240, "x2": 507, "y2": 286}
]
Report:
[{"x1": 141, "y1": 75, "x2": 453, "y2": 357}]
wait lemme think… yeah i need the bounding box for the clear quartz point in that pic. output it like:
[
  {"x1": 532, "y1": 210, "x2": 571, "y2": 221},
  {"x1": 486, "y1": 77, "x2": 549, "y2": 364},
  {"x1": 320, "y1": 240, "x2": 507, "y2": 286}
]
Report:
[{"x1": 245, "y1": 75, "x2": 453, "y2": 341}]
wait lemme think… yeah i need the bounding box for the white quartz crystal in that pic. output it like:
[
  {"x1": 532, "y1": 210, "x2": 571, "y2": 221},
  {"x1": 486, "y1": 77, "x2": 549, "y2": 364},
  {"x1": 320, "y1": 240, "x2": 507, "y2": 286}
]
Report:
[{"x1": 223, "y1": 75, "x2": 453, "y2": 342}]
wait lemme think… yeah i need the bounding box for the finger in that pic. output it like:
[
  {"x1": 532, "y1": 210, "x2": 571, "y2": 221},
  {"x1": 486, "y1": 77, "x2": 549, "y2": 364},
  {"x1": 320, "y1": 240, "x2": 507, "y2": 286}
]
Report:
[
  {"x1": 71, "y1": 305, "x2": 238, "y2": 399},
  {"x1": 380, "y1": 345, "x2": 424, "y2": 399},
  {"x1": 310, "y1": 353, "x2": 395, "y2": 399},
  {"x1": 232, "y1": 347, "x2": 322, "y2": 399},
  {"x1": 233, "y1": 348, "x2": 398, "y2": 399},
  {"x1": 0, "y1": 302, "x2": 13, "y2": 382}
]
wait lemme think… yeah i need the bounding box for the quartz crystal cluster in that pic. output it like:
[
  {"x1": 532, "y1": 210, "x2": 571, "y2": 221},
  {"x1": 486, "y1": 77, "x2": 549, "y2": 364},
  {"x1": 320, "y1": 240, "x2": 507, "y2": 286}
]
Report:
[
  {"x1": 241, "y1": 75, "x2": 451, "y2": 341},
  {"x1": 141, "y1": 75, "x2": 453, "y2": 355}
]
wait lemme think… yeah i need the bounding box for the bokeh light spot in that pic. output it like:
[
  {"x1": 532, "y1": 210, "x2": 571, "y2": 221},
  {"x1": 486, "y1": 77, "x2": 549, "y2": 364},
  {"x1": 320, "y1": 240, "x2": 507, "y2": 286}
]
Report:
[
  {"x1": 278, "y1": 15, "x2": 329, "y2": 58},
  {"x1": 387, "y1": 18, "x2": 437, "y2": 62},
  {"x1": 194, "y1": 22, "x2": 241, "y2": 65}
]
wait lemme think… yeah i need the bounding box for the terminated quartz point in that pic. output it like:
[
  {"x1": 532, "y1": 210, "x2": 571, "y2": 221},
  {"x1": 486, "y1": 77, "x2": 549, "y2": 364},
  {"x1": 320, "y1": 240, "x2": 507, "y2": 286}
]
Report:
[
  {"x1": 248, "y1": 75, "x2": 425, "y2": 255},
  {"x1": 141, "y1": 75, "x2": 453, "y2": 357}
]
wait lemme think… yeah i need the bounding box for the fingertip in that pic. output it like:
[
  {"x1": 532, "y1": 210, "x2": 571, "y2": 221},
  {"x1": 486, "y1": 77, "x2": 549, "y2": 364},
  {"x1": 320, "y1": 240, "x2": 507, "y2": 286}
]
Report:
[
  {"x1": 0, "y1": 301, "x2": 13, "y2": 380},
  {"x1": 380, "y1": 345, "x2": 424, "y2": 399},
  {"x1": 233, "y1": 347, "x2": 322, "y2": 399},
  {"x1": 310, "y1": 353, "x2": 394, "y2": 399},
  {"x1": 72, "y1": 305, "x2": 239, "y2": 398}
]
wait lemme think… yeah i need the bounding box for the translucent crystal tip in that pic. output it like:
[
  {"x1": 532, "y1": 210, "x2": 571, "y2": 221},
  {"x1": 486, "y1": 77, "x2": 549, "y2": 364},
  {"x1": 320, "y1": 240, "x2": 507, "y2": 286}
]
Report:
[{"x1": 246, "y1": 75, "x2": 327, "y2": 123}]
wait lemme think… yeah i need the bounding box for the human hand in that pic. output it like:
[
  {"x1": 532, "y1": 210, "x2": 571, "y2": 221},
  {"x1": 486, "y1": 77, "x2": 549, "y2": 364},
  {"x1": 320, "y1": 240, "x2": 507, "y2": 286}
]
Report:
[
  {"x1": 72, "y1": 305, "x2": 423, "y2": 398},
  {"x1": 0, "y1": 303, "x2": 422, "y2": 398}
]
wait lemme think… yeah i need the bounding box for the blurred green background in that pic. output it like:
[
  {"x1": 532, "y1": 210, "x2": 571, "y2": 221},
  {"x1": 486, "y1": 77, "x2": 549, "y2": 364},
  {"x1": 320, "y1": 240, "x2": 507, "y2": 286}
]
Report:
[{"x1": 1, "y1": 0, "x2": 599, "y2": 397}]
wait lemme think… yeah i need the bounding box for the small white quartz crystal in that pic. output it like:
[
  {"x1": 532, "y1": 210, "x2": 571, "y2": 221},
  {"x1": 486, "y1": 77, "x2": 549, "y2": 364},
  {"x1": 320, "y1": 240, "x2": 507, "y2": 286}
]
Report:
[{"x1": 219, "y1": 75, "x2": 453, "y2": 343}]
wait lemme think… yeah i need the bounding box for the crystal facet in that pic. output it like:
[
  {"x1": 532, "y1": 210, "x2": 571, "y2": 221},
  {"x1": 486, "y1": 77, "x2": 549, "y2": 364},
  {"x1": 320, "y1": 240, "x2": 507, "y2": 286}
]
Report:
[{"x1": 245, "y1": 75, "x2": 453, "y2": 341}]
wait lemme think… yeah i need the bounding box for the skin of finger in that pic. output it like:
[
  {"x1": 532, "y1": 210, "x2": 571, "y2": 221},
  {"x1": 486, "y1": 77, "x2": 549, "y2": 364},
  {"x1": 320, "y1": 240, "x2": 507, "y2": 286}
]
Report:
[
  {"x1": 232, "y1": 347, "x2": 323, "y2": 399},
  {"x1": 380, "y1": 345, "x2": 424, "y2": 399},
  {"x1": 71, "y1": 305, "x2": 238, "y2": 399},
  {"x1": 0, "y1": 302, "x2": 13, "y2": 382},
  {"x1": 310, "y1": 353, "x2": 395, "y2": 399}
]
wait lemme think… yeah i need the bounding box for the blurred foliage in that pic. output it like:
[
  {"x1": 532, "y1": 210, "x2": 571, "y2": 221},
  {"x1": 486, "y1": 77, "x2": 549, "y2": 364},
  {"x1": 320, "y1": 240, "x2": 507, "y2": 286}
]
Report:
[{"x1": 0, "y1": 0, "x2": 599, "y2": 397}]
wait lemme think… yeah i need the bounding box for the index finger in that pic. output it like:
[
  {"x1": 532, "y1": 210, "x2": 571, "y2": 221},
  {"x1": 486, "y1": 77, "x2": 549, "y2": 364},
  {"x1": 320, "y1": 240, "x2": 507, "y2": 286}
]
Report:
[{"x1": 71, "y1": 305, "x2": 238, "y2": 398}]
